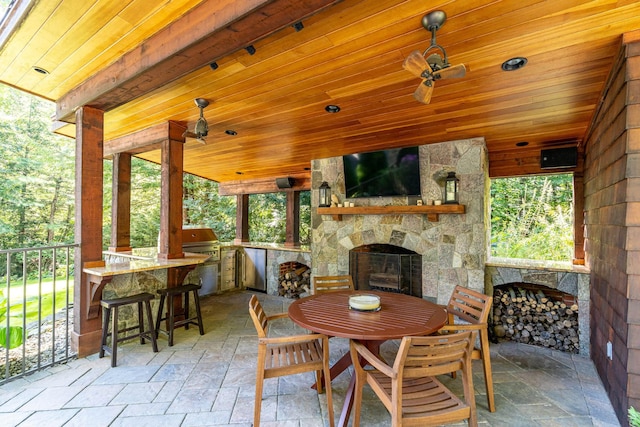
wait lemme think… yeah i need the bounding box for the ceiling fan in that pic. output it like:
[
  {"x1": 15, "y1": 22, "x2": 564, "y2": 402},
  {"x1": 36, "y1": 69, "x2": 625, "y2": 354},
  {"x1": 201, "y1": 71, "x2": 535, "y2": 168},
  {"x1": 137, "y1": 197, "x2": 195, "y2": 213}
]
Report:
[
  {"x1": 403, "y1": 10, "x2": 466, "y2": 104},
  {"x1": 183, "y1": 98, "x2": 210, "y2": 143}
]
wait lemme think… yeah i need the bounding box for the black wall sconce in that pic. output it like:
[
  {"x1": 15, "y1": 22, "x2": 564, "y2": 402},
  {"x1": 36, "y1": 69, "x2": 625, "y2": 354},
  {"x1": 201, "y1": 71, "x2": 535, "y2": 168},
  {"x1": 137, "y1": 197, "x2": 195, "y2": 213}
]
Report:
[
  {"x1": 319, "y1": 182, "x2": 331, "y2": 207},
  {"x1": 444, "y1": 172, "x2": 459, "y2": 204}
]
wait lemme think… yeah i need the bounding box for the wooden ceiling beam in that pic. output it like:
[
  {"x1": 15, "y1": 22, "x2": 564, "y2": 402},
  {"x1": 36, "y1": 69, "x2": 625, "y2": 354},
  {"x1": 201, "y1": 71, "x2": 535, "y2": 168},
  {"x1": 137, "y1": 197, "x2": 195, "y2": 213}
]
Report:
[
  {"x1": 104, "y1": 121, "x2": 186, "y2": 157},
  {"x1": 55, "y1": 0, "x2": 342, "y2": 123},
  {"x1": 218, "y1": 175, "x2": 311, "y2": 195}
]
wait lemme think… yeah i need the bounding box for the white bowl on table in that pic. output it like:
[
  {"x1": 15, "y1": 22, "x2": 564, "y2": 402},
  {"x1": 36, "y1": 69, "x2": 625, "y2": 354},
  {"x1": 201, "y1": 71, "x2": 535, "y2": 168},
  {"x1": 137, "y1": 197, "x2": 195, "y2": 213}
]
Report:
[{"x1": 349, "y1": 294, "x2": 381, "y2": 311}]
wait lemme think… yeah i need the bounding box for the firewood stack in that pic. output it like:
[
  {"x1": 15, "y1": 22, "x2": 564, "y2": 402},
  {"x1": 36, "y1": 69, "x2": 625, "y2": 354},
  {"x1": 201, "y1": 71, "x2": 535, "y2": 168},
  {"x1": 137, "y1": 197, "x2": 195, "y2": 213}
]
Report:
[
  {"x1": 493, "y1": 286, "x2": 579, "y2": 353},
  {"x1": 278, "y1": 265, "x2": 311, "y2": 298}
]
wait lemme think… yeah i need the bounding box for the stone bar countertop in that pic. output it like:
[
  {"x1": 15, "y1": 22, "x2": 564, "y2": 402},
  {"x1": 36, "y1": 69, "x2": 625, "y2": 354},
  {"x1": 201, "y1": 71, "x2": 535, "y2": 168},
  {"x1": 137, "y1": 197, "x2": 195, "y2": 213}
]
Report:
[{"x1": 83, "y1": 251, "x2": 210, "y2": 277}]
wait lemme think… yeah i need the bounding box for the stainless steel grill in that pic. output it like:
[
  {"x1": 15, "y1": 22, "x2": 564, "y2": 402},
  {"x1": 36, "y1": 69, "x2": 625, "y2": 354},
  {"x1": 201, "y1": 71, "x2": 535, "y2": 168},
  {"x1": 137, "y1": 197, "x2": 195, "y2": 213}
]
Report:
[{"x1": 182, "y1": 228, "x2": 220, "y2": 296}]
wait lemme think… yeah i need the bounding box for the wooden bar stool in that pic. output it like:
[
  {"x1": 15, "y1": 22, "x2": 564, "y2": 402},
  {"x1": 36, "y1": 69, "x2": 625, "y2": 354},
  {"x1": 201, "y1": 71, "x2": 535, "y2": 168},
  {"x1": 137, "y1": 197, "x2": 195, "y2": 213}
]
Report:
[
  {"x1": 155, "y1": 283, "x2": 205, "y2": 346},
  {"x1": 99, "y1": 292, "x2": 158, "y2": 367}
]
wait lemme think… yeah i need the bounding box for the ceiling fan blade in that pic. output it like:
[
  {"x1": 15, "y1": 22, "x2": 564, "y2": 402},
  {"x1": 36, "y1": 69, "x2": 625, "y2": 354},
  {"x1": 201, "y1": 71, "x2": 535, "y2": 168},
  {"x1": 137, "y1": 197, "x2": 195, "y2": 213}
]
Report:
[
  {"x1": 435, "y1": 63, "x2": 466, "y2": 79},
  {"x1": 403, "y1": 50, "x2": 430, "y2": 78},
  {"x1": 413, "y1": 82, "x2": 433, "y2": 104}
]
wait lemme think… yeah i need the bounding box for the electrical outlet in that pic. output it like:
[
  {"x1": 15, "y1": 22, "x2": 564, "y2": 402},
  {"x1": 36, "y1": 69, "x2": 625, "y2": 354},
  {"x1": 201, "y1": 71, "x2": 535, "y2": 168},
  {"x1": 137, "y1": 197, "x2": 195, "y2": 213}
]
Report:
[{"x1": 607, "y1": 341, "x2": 613, "y2": 360}]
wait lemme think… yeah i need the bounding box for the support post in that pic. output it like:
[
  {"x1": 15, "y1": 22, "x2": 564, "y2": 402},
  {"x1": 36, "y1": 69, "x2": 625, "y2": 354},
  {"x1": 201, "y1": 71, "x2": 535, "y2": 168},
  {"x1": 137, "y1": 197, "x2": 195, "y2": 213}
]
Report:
[
  {"x1": 72, "y1": 106, "x2": 105, "y2": 357},
  {"x1": 235, "y1": 194, "x2": 249, "y2": 243},
  {"x1": 573, "y1": 172, "x2": 585, "y2": 264},
  {"x1": 285, "y1": 191, "x2": 300, "y2": 247},
  {"x1": 157, "y1": 123, "x2": 185, "y2": 260},
  {"x1": 109, "y1": 152, "x2": 132, "y2": 252}
]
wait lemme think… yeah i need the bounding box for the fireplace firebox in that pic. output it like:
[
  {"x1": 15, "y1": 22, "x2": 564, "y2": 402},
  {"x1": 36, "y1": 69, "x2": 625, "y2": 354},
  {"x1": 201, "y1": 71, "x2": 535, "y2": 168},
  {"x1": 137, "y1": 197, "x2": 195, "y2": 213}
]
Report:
[{"x1": 349, "y1": 244, "x2": 421, "y2": 298}]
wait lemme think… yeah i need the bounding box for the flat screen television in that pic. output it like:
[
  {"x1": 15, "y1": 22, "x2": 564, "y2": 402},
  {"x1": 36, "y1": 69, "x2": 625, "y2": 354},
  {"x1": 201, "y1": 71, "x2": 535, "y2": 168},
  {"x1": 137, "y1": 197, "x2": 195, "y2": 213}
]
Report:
[{"x1": 343, "y1": 147, "x2": 421, "y2": 198}]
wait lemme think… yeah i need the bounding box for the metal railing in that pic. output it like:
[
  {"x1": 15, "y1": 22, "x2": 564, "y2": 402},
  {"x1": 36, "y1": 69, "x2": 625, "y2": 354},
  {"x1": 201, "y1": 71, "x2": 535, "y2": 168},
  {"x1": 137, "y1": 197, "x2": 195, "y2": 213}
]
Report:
[{"x1": 0, "y1": 243, "x2": 78, "y2": 384}]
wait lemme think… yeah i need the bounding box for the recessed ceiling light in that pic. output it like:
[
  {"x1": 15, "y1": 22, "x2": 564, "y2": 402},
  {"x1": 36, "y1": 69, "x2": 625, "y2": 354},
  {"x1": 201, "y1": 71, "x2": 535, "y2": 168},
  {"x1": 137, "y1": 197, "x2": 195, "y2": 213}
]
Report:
[
  {"x1": 225, "y1": 130, "x2": 237, "y2": 136},
  {"x1": 516, "y1": 141, "x2": 529, "y2": 147},
  {"x1": 501, "y1": 57, "x2": 527, "y2": 71},
  {"x1": 32, "y1": 66, "x2": 49, "y2": 75},
  {"x1": 325, "y1": 105, "x2": 340, "y2": 113}
]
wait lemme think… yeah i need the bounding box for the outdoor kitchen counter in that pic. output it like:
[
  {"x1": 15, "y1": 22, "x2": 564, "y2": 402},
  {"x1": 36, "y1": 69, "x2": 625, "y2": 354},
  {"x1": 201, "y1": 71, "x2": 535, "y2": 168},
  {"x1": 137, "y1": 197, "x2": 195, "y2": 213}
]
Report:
[
  {"x1": 219, "y1": 241, "x2": 310, "y2": 252},
  {"x1": 82, "y1": 251, "x2": 210, "y2": 319}
]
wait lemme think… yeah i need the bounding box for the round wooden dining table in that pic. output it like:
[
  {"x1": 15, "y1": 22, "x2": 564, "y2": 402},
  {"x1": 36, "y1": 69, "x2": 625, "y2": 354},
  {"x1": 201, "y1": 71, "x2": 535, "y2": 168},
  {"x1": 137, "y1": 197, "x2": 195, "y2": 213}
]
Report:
[{"x1": 288, "y1": 290, "x2": 447, "y2": 427}]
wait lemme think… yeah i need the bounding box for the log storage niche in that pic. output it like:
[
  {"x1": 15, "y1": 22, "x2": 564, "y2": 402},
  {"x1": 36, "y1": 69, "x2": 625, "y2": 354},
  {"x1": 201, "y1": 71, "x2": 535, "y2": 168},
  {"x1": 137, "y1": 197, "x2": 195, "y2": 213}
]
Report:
[
  {"x1": 278, "y1": 262, "x2": 310, "y2": 299},
  {"x1": 492, "y1": 283, "x2": 579, "y2": 353}
]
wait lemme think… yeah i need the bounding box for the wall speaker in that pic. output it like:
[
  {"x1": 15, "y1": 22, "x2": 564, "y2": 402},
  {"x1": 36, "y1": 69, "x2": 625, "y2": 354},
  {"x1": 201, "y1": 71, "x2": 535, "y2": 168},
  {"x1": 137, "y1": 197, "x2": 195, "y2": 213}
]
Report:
[
  {"x1": 540, "y1": 147, "x2": 577, "y2": 169},
  {"x1": 276, "y1": 177, "x2": 295, "y2": 189}
]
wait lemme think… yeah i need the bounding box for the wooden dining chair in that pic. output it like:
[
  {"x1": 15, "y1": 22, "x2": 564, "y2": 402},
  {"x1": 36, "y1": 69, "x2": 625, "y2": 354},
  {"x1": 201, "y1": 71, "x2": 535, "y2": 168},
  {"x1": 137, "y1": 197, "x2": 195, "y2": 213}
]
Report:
[
  {"x1": 439, "y1": 285, "x2": 495, "y2": 412},
  {"x1": 350, "y1": 331, "x2": 478, "y2": 427},
  {"x1": 312, "y1": 275, "x2": 354, "y2": 294},
  {"x1": 248, "y1": 295, "x2": 335, "y2": 427}
]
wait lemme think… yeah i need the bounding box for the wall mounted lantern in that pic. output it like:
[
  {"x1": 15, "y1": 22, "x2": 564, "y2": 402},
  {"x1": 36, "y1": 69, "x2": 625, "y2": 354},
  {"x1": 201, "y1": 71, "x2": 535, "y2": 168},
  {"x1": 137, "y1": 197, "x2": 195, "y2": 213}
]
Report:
[
  {"x1": 319, "y1": 182, "x2": 331, "y2": 207},
  {"x1": 444, "y1": 172, "x2": 459, "y2": 204}
]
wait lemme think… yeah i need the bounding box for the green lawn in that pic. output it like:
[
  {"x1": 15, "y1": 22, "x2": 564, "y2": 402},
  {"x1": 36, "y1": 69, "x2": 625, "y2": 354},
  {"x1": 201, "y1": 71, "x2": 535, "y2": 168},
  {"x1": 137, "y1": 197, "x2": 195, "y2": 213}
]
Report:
[{"x1": 1, "y1": 277, "x2": 74, "y2": 326}]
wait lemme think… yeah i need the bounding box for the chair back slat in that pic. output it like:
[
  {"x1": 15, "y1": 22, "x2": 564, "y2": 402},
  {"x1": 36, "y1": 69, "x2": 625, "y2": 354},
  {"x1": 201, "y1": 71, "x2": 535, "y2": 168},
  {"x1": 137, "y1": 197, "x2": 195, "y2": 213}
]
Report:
[
  {"x1": 447, "y1": 286, "x2": 492, "y2": 325},
  {"x1": 249, "y1": 295, "x2": 268, "y2": 338},
  {"x1": 312, "y1": 275, "x2": 354, "y2": 294},
  {"x1": 399, "y1": 333, "x2": 474, "y2": 378}
]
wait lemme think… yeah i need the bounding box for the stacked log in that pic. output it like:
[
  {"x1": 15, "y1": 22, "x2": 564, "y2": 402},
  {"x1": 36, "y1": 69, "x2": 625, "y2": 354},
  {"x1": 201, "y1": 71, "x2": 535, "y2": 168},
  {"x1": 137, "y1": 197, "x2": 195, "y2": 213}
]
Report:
[
  {"x1": 493, "y1": 286, "x2": 579, "y2": 353},
  {"x1": 278, "y1": 265, "x2": 311, "y2": 298}
]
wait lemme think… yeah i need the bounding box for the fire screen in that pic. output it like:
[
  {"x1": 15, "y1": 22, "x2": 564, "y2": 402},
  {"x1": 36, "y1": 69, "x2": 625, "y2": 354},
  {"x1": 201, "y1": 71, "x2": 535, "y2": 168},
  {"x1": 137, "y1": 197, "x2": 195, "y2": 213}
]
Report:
[{"x1": 349, "y1": 244, "x2": 422, "y2": 298}]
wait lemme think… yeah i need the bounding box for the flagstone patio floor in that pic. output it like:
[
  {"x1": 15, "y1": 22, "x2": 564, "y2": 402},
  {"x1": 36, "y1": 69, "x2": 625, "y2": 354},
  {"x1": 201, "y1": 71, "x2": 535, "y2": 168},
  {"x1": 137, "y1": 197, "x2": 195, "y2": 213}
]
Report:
[{"x1": 0, "y1": 290, "x2": 621, "y2": 426}]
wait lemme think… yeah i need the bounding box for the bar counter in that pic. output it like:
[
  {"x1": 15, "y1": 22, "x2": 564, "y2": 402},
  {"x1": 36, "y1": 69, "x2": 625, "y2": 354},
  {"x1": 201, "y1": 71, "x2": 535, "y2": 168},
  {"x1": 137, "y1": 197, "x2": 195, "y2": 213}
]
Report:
[
  {"x1": 82, "y1": 251, "x2": 211, "y2": 320},
  {"x1": 84, "y1": 251, "x2": 210, "y2": 277}
]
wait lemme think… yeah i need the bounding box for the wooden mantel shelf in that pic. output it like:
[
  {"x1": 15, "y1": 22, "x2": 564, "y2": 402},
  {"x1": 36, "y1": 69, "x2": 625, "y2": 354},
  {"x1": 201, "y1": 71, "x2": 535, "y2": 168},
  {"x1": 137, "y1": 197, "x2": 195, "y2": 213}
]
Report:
[{"x1": 317, "y1": 204, "x2": 465, "y2": 222}]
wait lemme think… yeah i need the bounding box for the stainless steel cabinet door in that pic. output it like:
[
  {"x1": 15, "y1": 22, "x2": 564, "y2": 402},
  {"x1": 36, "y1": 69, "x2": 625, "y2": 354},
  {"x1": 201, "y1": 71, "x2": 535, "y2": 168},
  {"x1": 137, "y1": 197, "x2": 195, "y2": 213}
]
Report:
[{"x1": 242, "y1": 248, "x2": 266, "y2": 291}]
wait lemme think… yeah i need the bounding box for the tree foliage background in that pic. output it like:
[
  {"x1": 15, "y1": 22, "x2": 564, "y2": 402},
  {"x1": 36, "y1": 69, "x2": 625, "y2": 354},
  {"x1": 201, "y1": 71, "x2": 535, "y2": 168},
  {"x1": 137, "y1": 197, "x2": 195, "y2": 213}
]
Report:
[
  {"x1": 0, "y1": 85, "x2": 75, "y2": 249},
  {"x1": 490, "y1": 174, "x2": 574, "y2": 262},
  {"x1": 1, "y1": 84, "x2": 310, "y2": 260}
]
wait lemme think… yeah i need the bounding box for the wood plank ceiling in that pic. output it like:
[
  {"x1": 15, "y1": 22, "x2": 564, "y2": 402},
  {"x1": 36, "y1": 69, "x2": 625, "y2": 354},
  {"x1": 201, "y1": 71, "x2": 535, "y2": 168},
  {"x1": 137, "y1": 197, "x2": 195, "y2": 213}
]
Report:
[{"x1": 2, "y1": 0, "x2": 640, "y2": 184}]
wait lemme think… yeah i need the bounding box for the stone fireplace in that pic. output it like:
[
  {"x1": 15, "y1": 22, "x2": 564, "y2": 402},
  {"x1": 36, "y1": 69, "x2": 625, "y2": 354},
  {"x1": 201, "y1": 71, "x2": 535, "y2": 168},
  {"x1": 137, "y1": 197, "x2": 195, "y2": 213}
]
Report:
[
  {"x1": 350, "y1": 244, "x2": 422, "y2": 298},
  {"x1": 311, "y1": 138, "x2": 490, "y2": 305}
]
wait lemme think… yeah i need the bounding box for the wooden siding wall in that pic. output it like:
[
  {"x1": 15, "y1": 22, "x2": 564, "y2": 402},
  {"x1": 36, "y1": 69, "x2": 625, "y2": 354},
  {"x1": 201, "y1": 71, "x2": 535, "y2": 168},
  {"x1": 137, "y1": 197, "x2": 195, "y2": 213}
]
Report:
[{"x1": 584, "y1": 39, "x2": 640, "y2": 426}]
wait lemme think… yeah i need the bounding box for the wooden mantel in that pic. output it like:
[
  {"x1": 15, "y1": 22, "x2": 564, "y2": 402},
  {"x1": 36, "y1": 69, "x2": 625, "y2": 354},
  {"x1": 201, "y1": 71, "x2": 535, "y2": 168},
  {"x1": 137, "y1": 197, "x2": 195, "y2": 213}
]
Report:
[{"x1": 317, "y1": 204, "x2": 466, "y2": 222}]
